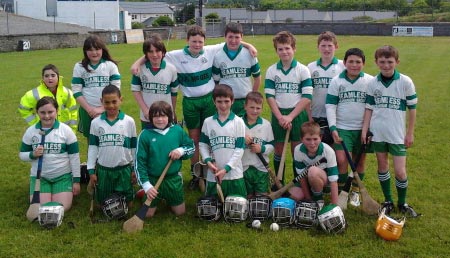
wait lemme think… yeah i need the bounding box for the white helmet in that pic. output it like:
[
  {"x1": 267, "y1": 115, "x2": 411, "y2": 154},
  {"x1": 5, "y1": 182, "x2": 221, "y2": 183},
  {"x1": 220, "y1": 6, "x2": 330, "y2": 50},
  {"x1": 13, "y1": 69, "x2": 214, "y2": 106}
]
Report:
[
  {"x1": 248, "y1": 195, "x2": 272, "y2": 221},
  {"x1": 223, "y1": 196, "x2": 248, "y2": 222},
  {"x1": 318, "y1": 204, "x2": 346, "y2": 234},
  {"x1": 196, "y1": 196, "x2": 222, "y2": 221},
  {"x1": 38, "y1": 202, "x2": 64, "y2": 229},
  {"x1": 272, "y1": 198, "x2": 296, "y2": 227},
  {"x1": 102, "y1": 193, "x2": 128, "y2": 220},
  {"x1": 295, "y1": 201, "x2": 320, "y2": 229}
]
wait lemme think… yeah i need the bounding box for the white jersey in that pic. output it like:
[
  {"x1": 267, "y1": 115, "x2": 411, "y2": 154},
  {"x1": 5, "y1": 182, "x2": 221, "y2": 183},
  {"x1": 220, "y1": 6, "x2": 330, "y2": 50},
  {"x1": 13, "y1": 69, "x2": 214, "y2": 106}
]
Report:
[
  {"x1": 265, "y1": 59, "x2": 313, "y2": 109},
  {"x1": 71, "y1": 59, "x2": 121, "y2": 107},
  {"x1": 212, "y1": 44, "x2": 261, "y2": 99},
  {"x1": 308, "y1": 58, "x2": 345, "y2": 118},
  {"x1": 326, "y1": 71, "x2": 373, "y2": 131},
  {"x1": 199, "y1": 113, "x2": 245, "y2": 182},
  {"x1": 366, "y1": 71, "x2": 417, "y2": 144},
  {"x1": 242, "y1": 116, "x2": 274, "y2": 172},
  {"x1": 293, "y1": 142, "x2": 338, "y2": 182},
  {"x1": 19, "y1": 121, "x2": 80, "y2": 180},
  {"x1": 165, "y1": 44, "x2": 223, "y2": 98},
  {"x1": 131, "y1": 60, "x2": 179, "y2": 121},
  {"x1": 87, "y1": 111, "x2": 137, "y2": 172}
]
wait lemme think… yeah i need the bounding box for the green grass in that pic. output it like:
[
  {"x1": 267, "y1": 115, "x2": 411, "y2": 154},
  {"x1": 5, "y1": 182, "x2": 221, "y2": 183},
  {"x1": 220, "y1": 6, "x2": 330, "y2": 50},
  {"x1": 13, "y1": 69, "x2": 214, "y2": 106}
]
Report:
[{"x1": 0, "y1": 35, "x2": 449, "y2": 258}]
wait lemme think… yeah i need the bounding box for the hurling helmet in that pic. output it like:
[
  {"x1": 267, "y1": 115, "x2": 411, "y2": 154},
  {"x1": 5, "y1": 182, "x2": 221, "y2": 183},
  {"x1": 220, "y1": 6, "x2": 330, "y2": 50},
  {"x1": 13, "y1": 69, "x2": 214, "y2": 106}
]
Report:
[
  {"x1": 294, "y1": 201, "x2": 320, "y2": 229},
  {"x1": 375, "y1": 208, "x2": 406, "y2": 241},
  {"x1": 318, "y1": 204, "x2": 346, "y2": 234},
  {"x1": 223, "y1": 195, "x2": 248, "y2": 222},
  {"x1": 38, "y1": 202, "x2": 64, "y2": 229},
  {"x1": 197, "y1": 196, "x2": 222, "y2": 221},
  {"x1": 102, "y1": 193, "x2": 128, "y2": 219},
  {"x1": 271, "y1": 198, "x2": 296, "y2": 227},
  {"x1": 248, "y1": 195, "x2": 272, "y2": 221}
]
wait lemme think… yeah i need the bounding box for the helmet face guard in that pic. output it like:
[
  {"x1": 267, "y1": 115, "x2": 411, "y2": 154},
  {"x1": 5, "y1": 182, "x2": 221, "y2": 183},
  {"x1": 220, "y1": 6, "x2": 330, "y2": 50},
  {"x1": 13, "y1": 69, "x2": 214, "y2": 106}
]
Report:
[
  {"x1": 38, "y1": 202, "x2": 64, "y2": 229},
  {"x1": 318, "y1": 204, "x2": 346, "y2": 234},
  {"x1": 248, "y1": 195, "x2": 272, "y2": 221},
  {"x1": 295, "y1": 201, "x2": 320, "y2": 229},
  {"x1": 375, "y1": 208, "x2": 406, "y2": 241},
  {"x1": 272, "y1": 198, "x2": 295, "y2": 227},
  {"x1": 102, "y1": 193, "x2": 128, "y2": 220},
  {"x1": 197, "y1": 196, "x2": 222, "y2": 221},
  {"x1": 223, "y1": 196, "x2": 248, "y2": 222}
]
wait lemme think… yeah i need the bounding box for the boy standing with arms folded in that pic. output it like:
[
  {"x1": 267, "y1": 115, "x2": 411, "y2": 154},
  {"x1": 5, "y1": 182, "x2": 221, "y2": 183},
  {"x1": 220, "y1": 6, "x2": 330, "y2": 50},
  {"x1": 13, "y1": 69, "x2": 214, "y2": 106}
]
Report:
[
  {"x1": 88, "y1": 85, "x2": 137, "y2": 208},
  {"x1": 326, "y1": 48, "x2": 373, "y2": 206},
  {"x1": 199, "y1": 84, "x2": 247, "y2": 198},
  {"x1": 308, "y1": 31, "x2": 345, "y2": 146},
  {"x1": 242, "y1": 92, "x2": 274, "y2": 197},
  {"x1": 362, "y1": 45, "x2": 419, "y2": 217},
  {"x1": 212, "y1": 22, "x2": 261, "y2": 116},
  {"x1": 265, "y1": 31, "x2": 313, "y2": 186}
]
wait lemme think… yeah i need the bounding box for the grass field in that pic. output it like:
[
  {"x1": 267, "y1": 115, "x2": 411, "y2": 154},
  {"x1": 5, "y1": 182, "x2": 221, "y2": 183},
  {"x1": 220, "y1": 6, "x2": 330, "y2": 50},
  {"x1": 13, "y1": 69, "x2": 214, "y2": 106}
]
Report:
[{"x1": 0, "y1": 35, "x2": 449, "y2": 258}]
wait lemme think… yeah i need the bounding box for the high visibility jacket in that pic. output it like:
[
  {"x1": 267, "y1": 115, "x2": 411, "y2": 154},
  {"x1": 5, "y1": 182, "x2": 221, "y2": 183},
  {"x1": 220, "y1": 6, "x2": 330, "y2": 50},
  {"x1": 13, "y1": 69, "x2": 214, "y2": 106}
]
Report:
[{"x1": 18, "y1": 77, "x2": 78, "y2": 131}]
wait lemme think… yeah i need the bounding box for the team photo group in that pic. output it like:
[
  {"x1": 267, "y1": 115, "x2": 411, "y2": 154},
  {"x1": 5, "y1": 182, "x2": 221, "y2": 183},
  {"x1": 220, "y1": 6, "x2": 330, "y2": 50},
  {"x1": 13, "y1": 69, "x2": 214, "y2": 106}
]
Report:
[{"x1": 18, "y1": 22, "x2": 420, "y2": 239}]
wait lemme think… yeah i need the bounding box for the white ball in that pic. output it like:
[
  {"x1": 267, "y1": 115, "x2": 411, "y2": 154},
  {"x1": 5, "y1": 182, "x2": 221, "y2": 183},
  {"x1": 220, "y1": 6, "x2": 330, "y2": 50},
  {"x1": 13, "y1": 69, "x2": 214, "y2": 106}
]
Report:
[
  {"x1": 252, "y1": 219, "x2": 261, "y2": 229},
  {"x1": 270, "y1": 222, "x2": 280, "y2": 232}
]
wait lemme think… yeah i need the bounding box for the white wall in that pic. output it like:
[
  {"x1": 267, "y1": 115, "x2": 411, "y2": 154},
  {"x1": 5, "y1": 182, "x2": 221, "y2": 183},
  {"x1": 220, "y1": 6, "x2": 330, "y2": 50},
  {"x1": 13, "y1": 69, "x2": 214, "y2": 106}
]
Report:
[{"x1": 15, "y1": 0, "x2": 120, "y2": 30}]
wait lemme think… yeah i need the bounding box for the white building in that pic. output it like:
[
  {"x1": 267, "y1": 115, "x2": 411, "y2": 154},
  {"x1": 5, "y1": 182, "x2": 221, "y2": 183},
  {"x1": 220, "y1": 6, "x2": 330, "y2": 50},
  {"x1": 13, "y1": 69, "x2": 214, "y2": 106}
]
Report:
[{"x1": 14, "y1": 0, "x2": 121, "y2": 30}]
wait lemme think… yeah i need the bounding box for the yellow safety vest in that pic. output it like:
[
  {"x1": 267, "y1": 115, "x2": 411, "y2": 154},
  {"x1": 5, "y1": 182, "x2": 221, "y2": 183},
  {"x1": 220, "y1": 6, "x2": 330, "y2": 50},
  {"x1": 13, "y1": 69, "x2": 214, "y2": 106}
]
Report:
[{"x1": 18, "y1": 76, "x2": 78, "y2": 131}]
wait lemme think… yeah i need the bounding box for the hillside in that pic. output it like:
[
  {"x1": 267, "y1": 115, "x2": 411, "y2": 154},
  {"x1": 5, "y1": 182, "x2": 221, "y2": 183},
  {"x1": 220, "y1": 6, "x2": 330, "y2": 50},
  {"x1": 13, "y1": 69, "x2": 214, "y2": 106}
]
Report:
[{"x1": 0, "y1": 11, "x2": 94, "y2": 35}]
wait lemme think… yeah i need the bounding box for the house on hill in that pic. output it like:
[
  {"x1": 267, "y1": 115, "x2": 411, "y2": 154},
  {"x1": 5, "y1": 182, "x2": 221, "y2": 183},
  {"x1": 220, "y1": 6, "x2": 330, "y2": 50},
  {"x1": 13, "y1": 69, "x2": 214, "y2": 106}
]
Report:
[{"x1": 119, "y1": 1, "x2": 174, "y2": 27}]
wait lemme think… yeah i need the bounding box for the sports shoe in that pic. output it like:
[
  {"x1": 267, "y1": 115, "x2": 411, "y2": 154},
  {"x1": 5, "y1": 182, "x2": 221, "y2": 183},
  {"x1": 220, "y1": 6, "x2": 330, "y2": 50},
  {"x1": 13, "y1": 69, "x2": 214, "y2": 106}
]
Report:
[
  {"x1": 349, "y1": 190, "x2": 361, "y2": 207},
  {"x1": 379, "y1": 201, "x2": 395, "y2": 215},
  {"x1": 398, "y1": 203, "x2": 421, "y2": 218},
  {"x1": 188, "y1": 176, "x2": 200, "y2": 190}
]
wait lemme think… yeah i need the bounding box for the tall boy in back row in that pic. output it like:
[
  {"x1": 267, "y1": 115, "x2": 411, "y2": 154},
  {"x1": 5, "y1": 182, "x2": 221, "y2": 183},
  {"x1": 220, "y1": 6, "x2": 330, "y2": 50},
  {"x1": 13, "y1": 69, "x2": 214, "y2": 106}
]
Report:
[
  {"x1": 308, "y1": 31, "x2": 345, "y2": 146},
  {"x1": 362, "y1": 45, "x2": 419, "y2": 217}
]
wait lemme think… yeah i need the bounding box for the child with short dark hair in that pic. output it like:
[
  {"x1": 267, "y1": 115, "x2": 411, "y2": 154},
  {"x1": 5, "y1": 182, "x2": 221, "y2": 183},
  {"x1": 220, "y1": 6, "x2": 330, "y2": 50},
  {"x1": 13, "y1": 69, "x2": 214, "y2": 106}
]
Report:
[
  {"x1": 199, "y1": 84, "x2": 247, "y2": 198},
  {"x1": 326, "y1": 47, "x2": 373, "y2": 207},
  {"x1": 135, "y1": 100, "x2": 194, "y2": 217},
  {"x1": 87, "y1": 85, "x2": 136, "y2": 208},
  {"x1": 362, "y1": 45, "x2": 419, "y2": 217}
]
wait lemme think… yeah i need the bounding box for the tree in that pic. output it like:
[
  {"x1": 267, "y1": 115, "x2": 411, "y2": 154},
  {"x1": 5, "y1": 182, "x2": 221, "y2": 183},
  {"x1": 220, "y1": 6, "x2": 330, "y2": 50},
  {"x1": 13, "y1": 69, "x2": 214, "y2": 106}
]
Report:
[
  {"x1": 175, "y1": 3, "x2": 195, "y2": 24},
  {"x1": 205, "y1": 12, "x2": 220, "y2": 22},
  {"x1": 152, "y1": 16, "x2": 175, "y2": 27}
]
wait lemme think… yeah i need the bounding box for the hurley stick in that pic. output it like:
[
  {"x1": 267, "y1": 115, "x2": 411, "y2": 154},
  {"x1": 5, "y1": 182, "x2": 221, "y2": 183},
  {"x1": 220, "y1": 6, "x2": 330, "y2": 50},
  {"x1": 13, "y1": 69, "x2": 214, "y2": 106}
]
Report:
[
  {"x1": 341, "y1": 141, "x2": 379, "y2": 215},
  {"x1": 26, "y1": 130, "x2": 45, "y2": 221},
  {"x1": 123, "y1": 159, "x2": 173, "y2": 233},
  {"x1": 276, "y1": 128, "x2": 291, "y2": 182},
  {"x1": 337, "y1": 132, "x2": 373, "y2": 210},
  {"x1": 268, "y1": 157, "x2": 327, "y2": 200},
  {"x1": 256, "y1": 152, "x2": 282, "y2": 190}
]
